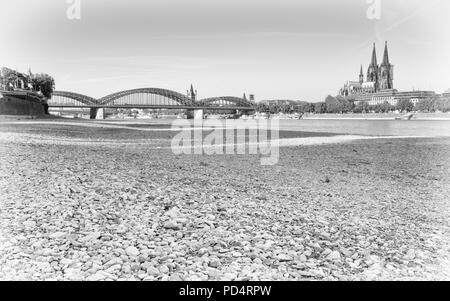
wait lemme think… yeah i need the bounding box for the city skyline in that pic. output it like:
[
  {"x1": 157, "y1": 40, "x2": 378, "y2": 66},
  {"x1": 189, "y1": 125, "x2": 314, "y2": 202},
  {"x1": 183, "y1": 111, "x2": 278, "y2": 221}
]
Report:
[{"x1": 1, "y1": 0, "x2": 449, "y2": 101}]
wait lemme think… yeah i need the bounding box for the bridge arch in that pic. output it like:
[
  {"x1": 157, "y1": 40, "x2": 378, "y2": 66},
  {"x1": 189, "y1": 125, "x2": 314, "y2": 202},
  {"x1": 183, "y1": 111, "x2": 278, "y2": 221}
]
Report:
[
  {"x1": 49, "y1": 91, "x2": 98, "y2": 107},
  {"x1": 98, "y1": 88, "x2": 193, "y2": 107},
  {"x1": 199, "y1": 96, "x2": 253, "y2": 108}
]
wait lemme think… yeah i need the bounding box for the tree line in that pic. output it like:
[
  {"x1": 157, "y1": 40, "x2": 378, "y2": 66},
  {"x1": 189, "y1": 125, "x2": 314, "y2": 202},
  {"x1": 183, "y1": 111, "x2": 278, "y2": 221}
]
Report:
[{"x1": 252, "y1": 94, "x2": 450, "y2": 114}]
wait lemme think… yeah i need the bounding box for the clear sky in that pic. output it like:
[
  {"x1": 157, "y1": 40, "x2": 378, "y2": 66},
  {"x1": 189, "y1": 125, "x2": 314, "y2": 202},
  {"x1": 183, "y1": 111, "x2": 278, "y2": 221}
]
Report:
[{"x1": 1, "y1": 0, "x2": 449, "y2": 101}]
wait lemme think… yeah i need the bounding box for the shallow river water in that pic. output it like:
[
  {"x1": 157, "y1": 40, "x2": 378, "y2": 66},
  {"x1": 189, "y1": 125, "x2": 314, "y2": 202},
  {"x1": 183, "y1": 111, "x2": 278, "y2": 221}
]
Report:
[
  {"x1": 276, "y1": 119, "x2": 450, "y2": 137},
  {"x1": 119, "y1": 118, "x2": 450, "y2": 137}
]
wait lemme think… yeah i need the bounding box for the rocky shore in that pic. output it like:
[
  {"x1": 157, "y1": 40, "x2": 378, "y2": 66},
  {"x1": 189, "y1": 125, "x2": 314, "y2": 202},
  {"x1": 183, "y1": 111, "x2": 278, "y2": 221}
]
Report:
[{"x1": 0, "y1": 120, "x2": 449, "y2": 281}]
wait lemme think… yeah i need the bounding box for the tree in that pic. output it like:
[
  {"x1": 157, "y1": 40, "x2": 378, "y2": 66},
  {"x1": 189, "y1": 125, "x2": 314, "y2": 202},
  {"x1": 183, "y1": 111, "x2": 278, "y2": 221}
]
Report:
[
  {"x1": 344, "y1": 99, "x2": 355, "y2": 112},
  {"x1": 325, "y1": 95, "x2": 341, "y2": 113},
  {"x1": 415, "y1": 98, "x2": 435, "y2": 112},
  {"x1": 1, "y1": 67, "x2": 18, "y2": 89},
  {"x1": 433, "y1": 96, "x2": 450, "y2": 112},
  {"x1": 336, "y1": 95, "x2": 353, "y2": 113},
  {"x1": 314, "y1": 102, "x2": 327, "y2": 114},
  {"x1": 372, "y1": 104, "x2": 381, "y2": 113},
  {"x1": 353, "y1": 101, "x2": 370, "y2": 113},
  {"x1": 296, "y1": 102, "x2": 314, "y2": 113},
  {"x1": 362, "y1": 102, "x2": 370, "y2": 113},
  {"x1": 254, "y1": 102, "x2": 269, "y2": 113},
  {"x1": 376, "y1": 101, "x2": 394, "y2": 113},
  {"x1": 353, "y1": 102, "x2": 364, "y2": 113},
  {"x1": 31, "y1": 73, "x2": 55, "y2": 98},
  {"x1": 281, "y1": 104, "x2": 294, "y2": 114},
  {"x1": 345, "y1": 94, "x2": 357, "y2": 103},
  {"x1": 396, "y1": 99, "x2": 414, "y2": 112}
]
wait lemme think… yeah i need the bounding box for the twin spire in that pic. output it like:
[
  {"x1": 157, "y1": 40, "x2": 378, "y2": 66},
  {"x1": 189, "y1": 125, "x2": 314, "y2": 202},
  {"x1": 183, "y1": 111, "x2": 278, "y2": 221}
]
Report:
[
  {"x1": 370, "y1": 42, "x2": 378, "y2": 66},
  {"x1": 363, "y1": 41, "x2": 391, "y2": 73},
  {"x1": 381, "y1": 41, "x2": 390, "y2": 66}
]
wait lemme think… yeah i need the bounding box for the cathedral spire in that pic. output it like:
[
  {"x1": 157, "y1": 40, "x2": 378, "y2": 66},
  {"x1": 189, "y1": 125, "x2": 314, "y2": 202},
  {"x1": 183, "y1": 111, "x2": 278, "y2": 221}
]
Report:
[
  {"x1": 381, "y1": 41, "x2": 390, "y2": 66},
  {"x1": 370, "y1": 43, "x2": 378, "y2": 66},
  {"x1": 379, "y1": 41, "x2": 394, "y2": 90},
  {"x1": 359, "y1": 64, "x2": 364, "y2": 84},
  {"x1": 188, "y1": 84, "x2": 197, "y2": 101}
]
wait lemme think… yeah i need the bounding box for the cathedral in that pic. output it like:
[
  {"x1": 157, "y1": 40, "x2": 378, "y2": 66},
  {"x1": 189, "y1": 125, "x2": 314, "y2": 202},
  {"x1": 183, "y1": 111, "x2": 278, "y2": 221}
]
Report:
[{"x1": 340, "y1": 42, "x2": 394, "y2": 96}]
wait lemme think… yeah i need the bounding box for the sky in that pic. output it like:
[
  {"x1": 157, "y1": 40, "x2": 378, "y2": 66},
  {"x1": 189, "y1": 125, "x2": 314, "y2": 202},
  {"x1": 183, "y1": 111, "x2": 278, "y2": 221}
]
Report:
[{"x1": 1, "y1": 0, "x2": 449, "y2": 102}]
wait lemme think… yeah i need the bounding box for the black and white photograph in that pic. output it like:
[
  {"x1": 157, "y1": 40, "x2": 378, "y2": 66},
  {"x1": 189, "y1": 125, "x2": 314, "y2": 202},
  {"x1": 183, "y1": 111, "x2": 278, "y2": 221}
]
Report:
[{"x1": 0, "y1": 0, "x2": 449, "y2": 289}]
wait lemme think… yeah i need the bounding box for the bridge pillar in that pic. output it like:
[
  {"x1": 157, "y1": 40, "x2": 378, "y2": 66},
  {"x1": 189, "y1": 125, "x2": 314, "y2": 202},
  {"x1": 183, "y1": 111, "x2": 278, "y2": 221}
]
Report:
[
  {"x1": 185, "y1": 109, "x2": 204, "y2": 119},
  {"x1": 194, "y1": 109, "x2": 204, "y2": 120},
  {"x1": 95, "y1": 108, "x2": 105, "y2": 120},
  {"x1": 89, "y1": 108, "x2": 98, "y2": 119}
]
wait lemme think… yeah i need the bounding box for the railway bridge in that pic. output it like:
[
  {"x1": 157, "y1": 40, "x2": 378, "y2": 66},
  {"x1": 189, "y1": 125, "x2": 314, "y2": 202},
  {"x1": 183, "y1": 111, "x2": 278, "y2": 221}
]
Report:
[{"x1": 49, "y1": 88, "x2": 255, "y2": 119}]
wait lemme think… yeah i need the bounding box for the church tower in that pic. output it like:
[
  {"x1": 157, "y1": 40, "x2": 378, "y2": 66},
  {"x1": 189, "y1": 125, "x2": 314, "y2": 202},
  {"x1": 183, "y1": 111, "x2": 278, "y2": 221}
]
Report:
[
  {"x1": 359, "y1": 65, "x2": 364, "y2": 84},
  {"x1": 367, "y1": 43, "x2": 379, "y2": 91},
  {"x1": 187, "y1": 84, "x2": 197, "y2": 101},
  {"x1": 379, "y1": 41, "x2": 394, "y2": 90}
]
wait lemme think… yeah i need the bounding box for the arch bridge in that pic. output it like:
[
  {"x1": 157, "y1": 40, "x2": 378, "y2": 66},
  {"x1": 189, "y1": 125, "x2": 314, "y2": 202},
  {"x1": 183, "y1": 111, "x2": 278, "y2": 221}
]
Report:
[
  {"x1": 49, "y1": 91, "x2": 98, "y2": 107},
  {"x1": 49, "y1": 88, "x2": 254, "y2": 118},
  {"x1": 198, "y1": 96, "x2": 254, "y2": 109},
  {"x1": 98, "y1": 88, "x2": 194, "y2": 108}
]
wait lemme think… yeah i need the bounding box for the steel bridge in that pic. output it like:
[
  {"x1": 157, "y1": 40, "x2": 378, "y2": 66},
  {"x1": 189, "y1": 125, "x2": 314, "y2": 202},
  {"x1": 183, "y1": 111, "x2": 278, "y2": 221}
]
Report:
[
  {"x1": 49, "y1": 89, "x2": 255, "y2": 111},
  {"x1": 49, "y1": 91, "x2": 98, "y2": 107}
]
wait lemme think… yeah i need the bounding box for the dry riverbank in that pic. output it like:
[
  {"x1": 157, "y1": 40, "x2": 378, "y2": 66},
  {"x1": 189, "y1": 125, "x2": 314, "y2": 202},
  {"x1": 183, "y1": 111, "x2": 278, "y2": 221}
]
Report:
[{"x1": 0, "y1": 120, "x2": 449, "y2": 281}]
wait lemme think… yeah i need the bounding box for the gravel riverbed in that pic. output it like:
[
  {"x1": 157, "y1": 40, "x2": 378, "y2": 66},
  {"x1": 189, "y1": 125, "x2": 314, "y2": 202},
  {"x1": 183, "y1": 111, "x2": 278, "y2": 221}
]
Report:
[{"x1": 0, "y1": 120, "x2": 449, "y2": 281}]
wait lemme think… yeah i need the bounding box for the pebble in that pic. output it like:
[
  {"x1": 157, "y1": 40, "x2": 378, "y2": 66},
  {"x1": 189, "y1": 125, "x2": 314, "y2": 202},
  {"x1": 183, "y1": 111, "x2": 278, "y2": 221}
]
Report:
[
  {"x1": 327, "y1": 251, "x2": 341, "y2": 261},
  {"x1": 322, "y1": 248, "x2": 332, "y2": 256},
  {"x1": 277, "y1": 254, "x2": 293, "y2": 262},
  {"x1": 49, "y1": 232, "x2": 67, "y2": 239},
  {"x1": 104, "y1": 258, "x2": 123, "y2": 269},
  {"x1": 22, "y1": 221, "x2": 36, "y2": 228},
  {"x1": 198, "y1": 248, "x2": 209, "y2": 256},
  {"x1": 209, "y1": 259, "x2": 221, "y2": 268},
  {"x1": 125, "y1": 246, "x2": 140, "y2": 257},
  {"x1": 122, "y1": 265, "x2": 132, "y2": 274},
  {"x1": 404, "y1": 249, "x2": 416, "y2": 261},
  {"x1": 116, "y1": 225, "x2": 128, "y2": 234},
  {"x1": 163, "y1": 221, "x2": 181, "y2": 230},
  {"x1": 253, "y1": 258, "x2": 263, "y2": 265},
  {"x1": 159, "y1": 265, "x2": 170, "y2": 274},
  {"x1": 146, "y1": 266, "x2": 160, "y2": 277},
  {"x1": 87, "y1": 272, "x2": 107, "y2": 281},
  {"x1": 299, "y1": 254, "x2": 308, "y2": 262}
]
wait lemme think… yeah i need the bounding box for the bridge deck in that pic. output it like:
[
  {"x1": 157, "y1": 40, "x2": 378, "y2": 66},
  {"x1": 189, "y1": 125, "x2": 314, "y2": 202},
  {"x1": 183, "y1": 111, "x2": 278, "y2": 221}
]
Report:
[{"x1": 48, "y1": 105, "x2": 254, "y2": 110}]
